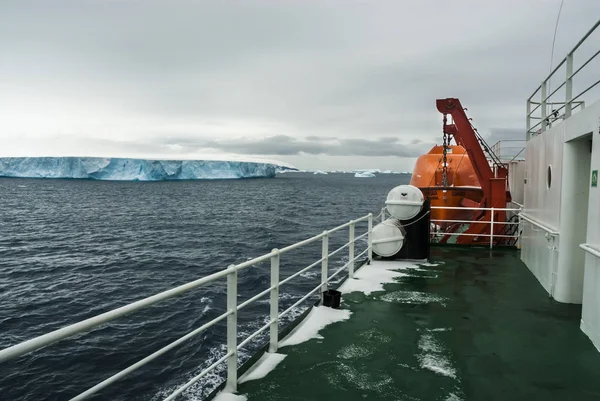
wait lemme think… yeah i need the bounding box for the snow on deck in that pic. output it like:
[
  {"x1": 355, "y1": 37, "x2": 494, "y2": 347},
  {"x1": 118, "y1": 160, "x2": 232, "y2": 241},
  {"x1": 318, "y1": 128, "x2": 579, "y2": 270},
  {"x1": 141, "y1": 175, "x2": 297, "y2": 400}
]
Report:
[
  {"x1": 338, "y1": 259, "x2": 425, "y2": 295},
  {"x1": 238, "y1": 353, "x2": 286, "y2": 384},
  {"x1": 231, "y1": 259, "x2": 438, "y2": 399},
  {"x1": 212, "y1": 392, "x2": 247, "y2": 401},
  {"x1": 279, "y1": 306, "x2": 352, "y2": 348},
  {"x1": 238, "y1": 248, "x2": 600, "y2": 401}
]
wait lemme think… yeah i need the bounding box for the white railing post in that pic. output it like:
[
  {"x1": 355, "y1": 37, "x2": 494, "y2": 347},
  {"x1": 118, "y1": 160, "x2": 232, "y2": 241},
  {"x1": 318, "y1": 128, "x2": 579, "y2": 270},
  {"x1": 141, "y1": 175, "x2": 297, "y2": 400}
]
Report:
[
  {"x1": 226, "y1": 265, "x2": 238, "y2": 391},
  {"x1": 489, "y1": 208, "x2": 494, "y2": 249},
  {"x1": 518, "y1": 213, "x2": 523, "y2": 249},
  {"x1": 368, "y1": 213, "x2": 373, "y2": 263},
  {"x1": 526, "y1": 99, "x2": 531, "y2": 141},
  {"x1": 321, "y1": 231, "x2": 329, "y2": 302},
  {"x1": 565, "y1": 53, "x2": 573, "y2": 118},
  {"x1": 541, "y1": 80, "x2": 548, "y2": 131},
  {"x1": 349, "y1": 220, "x2": 355, "y2": 278},
  {"x1": 381, "y1": 207, "x2": 386, "y2": 222},
  {"x1": 269, "y1": 249, "x2": 279, "y2": 353}
]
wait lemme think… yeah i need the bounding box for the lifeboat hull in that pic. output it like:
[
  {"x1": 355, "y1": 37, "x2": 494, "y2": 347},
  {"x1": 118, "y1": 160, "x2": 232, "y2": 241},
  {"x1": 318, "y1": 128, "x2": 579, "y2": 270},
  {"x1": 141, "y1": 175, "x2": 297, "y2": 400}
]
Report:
[
  {"x1": 419, "y1": 187, "x2": 483, "y2": 226},
  {"x1": 410, "y1": 145, "x2": 483, "y2": 226}
]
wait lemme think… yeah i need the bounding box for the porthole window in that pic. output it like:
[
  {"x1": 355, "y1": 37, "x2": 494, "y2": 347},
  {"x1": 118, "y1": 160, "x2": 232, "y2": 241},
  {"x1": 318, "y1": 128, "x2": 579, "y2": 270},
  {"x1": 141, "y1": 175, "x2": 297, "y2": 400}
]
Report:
[{"x1": 547, "y1": 165, "x2": 552, "y2": 189}]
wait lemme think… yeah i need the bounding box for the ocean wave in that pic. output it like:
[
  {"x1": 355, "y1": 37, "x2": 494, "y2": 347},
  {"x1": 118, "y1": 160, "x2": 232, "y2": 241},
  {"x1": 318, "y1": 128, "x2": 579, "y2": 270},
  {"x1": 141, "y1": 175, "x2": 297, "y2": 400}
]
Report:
[{"x1": 0, "y1": 173, "x2": 410, "y2": 400}]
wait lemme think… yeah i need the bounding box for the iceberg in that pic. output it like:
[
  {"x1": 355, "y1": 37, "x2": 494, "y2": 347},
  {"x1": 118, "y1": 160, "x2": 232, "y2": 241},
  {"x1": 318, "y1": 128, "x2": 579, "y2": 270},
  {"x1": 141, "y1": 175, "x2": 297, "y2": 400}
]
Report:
[
  {"x1": 0, "y1": 157, "x2": 286, "y2": 181},
  {"x1": 354, "y1": 171, "x2": 376, "y2": 178}
]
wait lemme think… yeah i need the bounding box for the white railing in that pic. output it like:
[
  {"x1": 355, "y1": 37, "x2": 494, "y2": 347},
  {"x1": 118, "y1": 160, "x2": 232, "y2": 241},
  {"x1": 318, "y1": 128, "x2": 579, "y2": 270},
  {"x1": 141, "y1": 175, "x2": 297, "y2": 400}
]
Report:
[
  {"x1": 429, "y1": 206, "x2": 522, "y2": 248},
  {"x1": 508, "y1": 200, "x2": 523, "y2": 209},
  {"x1": 490, "y1": 140, "x2": 526, "y2": 162},
  {"x1": 527, "y1": 19, "x2": 600, "y2": 139},
  {"x1": 378, "y1": 205, "x2": 522, "y2": 249},
  {"x1": 580, "y1": 243, "x2": 600, "y2": 258},
  {"x1": 0, "y1": 214, "x2": 374, "y2": 400},
  {"x1": 519, "y1": 213, "x2": 560, "y2": 296},
  {"x1": 519, "y1": 213, "x2": 559, "y2": 237}
]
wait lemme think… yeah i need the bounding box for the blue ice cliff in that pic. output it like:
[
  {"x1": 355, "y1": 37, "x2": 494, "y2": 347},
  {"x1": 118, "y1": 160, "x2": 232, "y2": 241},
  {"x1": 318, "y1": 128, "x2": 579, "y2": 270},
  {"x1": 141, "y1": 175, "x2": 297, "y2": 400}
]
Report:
[{"x1": 0, "y1": 157, "x2": 288, "y2": 181}]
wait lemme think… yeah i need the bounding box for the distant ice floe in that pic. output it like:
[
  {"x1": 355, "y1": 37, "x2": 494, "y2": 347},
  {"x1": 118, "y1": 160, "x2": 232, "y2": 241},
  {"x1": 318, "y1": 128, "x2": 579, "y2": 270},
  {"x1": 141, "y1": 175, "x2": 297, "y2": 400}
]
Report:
[
  {"x1": 288, "y1": 169, "x2": 411, "y2": 175},
  {"x1": 354, "y1": 171, "x2": 376, "y2": 178},
  {"x1": 0, "y1": 157, "x2": 289, "y2": 181}
]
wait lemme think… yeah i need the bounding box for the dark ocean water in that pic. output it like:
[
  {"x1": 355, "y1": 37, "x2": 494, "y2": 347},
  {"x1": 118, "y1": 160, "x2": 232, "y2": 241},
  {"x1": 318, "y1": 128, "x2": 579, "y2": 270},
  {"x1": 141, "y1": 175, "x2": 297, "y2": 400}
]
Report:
[{"x1": 0, "y1": 172, "x2": 410, "y2": 401}]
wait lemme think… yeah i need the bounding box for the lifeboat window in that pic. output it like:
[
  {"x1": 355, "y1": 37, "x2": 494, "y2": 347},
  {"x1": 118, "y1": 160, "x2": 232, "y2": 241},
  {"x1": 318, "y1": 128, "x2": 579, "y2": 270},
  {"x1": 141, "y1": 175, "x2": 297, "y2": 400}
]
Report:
[{"x1": 547, "y1": 165, "x2": 552, "y2": 189}]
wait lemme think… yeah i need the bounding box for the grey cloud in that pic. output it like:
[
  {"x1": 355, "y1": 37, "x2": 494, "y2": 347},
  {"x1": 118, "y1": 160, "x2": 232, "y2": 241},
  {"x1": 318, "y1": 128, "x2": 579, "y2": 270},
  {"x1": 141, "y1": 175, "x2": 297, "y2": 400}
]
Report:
[
  {"x1": 377, "y1": 137, "x2": 402, "y2": 143},
  {"x1": 489, "y1": 128, "x2": 525, "y2": 142},
  {"x1": 160, "y1": 135, "x2": 432, "y2": 157},
  {"x1": 1, "y1": 1, "x2": 600, "y2": 170},
  {"x1": 305, "y1": 135, "x2": 338, "y2": 142}
]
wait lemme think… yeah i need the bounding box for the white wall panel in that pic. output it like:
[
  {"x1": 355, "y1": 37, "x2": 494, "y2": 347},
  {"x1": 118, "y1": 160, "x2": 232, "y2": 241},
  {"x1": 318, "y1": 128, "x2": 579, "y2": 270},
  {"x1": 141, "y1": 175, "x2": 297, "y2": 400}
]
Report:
[{"x1": 579, "y1": 100, "x2": 600, "y2": 350}]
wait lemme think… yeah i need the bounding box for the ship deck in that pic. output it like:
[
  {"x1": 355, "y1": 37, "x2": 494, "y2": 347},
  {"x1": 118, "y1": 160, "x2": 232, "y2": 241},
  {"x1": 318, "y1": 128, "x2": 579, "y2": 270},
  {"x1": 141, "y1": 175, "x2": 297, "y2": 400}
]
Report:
[{"x1": 236, "y1": 246, "x2": 600, "y2": 401}]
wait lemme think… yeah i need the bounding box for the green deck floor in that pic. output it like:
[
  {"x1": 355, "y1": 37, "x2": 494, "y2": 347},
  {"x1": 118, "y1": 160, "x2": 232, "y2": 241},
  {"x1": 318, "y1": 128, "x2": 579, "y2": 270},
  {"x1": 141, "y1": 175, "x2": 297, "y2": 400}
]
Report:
[{"x1": 238, "y1": 247, "x2": 600, "y2": 401}]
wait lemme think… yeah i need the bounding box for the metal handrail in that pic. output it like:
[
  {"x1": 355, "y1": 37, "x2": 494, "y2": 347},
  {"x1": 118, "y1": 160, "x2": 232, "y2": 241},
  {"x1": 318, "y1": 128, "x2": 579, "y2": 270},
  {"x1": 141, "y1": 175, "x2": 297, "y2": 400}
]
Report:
[
  {"x1": 73, "y1": 311, "x2": 233, "y2": 401},
  {"x1": 490, "y1": 140, "x2": 526, "y2": 163},
  {"x1": 431, "y1": 218, "x2": 519, "y2": 225},
  {"x1": 431, "y1": 206, "x2": 521, "y2": 211},
  {"x1": 0, "y1": 267, "x2": 236, "y2": 363},
  {"x1": 519, "y1": 213, "x2": 559, "y2": 236},
  {"x1": 0, "y1": 213, "x2": 374, "y2": 400},
  {"x1": 544, "y1": 80, "x2": 567, "y2": 103},
  {"x1": 429, "y1": 205, "x2": 522, "y2": 248},
  {"x1": 570, "y1": 49, "x2": 600, "y2": 80},
  {"x1": 580, "y1": 243, "x2": 600, "y2": 258},
  {"x1": 508, "y1": 147, "x2": 526, "y2": 163},
  {"x1": 528, "y1": 19, "x2": 600, "y2": 99},
  {"x1": 163, "y1": 351, "x2": 233, "y2": 401},
  {"x1": 527, "y1": 19, "x2": 600, "y2": 138},
  {"x1": 573, "y1": 78, "x2": 600, "y2": 102}
]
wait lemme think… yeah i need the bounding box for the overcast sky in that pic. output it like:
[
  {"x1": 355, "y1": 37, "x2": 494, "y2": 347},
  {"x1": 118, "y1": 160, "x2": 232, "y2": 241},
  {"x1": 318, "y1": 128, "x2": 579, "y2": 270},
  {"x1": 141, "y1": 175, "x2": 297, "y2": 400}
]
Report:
[{"x1": 1, "y1": 1, "x2": 599, "y2": 171}]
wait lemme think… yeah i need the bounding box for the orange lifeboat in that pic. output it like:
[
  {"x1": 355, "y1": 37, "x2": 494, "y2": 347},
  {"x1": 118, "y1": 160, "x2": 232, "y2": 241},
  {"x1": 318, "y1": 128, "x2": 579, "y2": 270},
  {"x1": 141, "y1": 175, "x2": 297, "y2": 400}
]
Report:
[{"x1": 410, "y1": 145, "x2": 483, "y2": 227}]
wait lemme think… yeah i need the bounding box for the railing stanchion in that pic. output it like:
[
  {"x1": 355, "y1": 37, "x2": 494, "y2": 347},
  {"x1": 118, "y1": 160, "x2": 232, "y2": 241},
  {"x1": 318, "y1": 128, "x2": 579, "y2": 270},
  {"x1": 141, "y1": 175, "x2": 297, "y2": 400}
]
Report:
[
  {"x1": 565, "y1": 52, "x2": 574, "y2": 118},
  {"x1": 349, "y1": 221, "x2": 355, "y2": 278},
  {"x1": 541, "y1": 80, "x2": 548, "y2": 132},
  {"x1": 518, "y1": 212, "x2": 523, "y2": 249},
  {"x1": 226, "y1": 265, "x2": 238, "y2": 391},
  {"x1": 368, "y1": 213, "x2": 373, "y2": 263},
  {"x1": 489, "y1": 208, "x2": 494, "y2": 249},
  {"x1": 526, "y1": 99, "x2": 531, "y2": 141},
  {"x1": 269, "y1": 249, "x2": 280, "y2": 353},
  {"x1": 321, "y1": 231, "x2": 329, "y2": 302}
]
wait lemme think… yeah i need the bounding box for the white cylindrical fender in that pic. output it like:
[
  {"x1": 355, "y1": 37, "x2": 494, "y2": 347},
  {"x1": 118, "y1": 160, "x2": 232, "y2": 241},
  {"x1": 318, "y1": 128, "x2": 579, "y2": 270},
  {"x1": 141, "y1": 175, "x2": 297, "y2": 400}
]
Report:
[
  {"x1": 371, "y1": 219, "x2": 407, "y2": 257},
  {"x1": 385, "y1": 185, "x2": 424, "y2": 220}
]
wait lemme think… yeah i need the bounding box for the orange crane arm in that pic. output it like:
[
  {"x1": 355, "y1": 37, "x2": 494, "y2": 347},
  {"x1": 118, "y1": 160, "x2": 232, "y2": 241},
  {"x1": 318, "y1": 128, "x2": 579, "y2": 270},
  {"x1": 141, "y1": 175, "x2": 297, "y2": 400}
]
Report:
[
  {"x1": 436, "y1": 98, "x2": 494, "y2": 188},
  {"x1": 434, "y1": 97, "x2": 512, "y2": 245}
]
